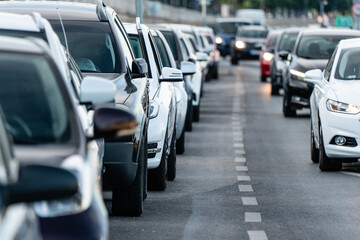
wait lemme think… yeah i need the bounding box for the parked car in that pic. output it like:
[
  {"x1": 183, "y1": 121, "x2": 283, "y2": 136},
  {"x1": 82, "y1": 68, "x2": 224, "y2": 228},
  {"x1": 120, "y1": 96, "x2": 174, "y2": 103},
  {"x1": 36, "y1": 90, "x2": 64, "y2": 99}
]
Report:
[
  {"x1": 306, "y1": 38, "x2": 360, "y2": 171},
  {"x1": 236, "y1": 9, "x2": 266, "y2": 26},
  {"x1": 0, "y1": 0, "x2": 150, "y2": 216},
  {"x1": 125, "y1": 22, "x2": 182, "y2": 189},
  {"x1": 270, "y1": 28, "x2": 301, "y2": 95},
  {"x1": 0, "y1": 104, "x2": 78, "y2": 240},
  {"x1": 260, "y1": 29, "x2": 282, "y2": 83},
  {"x1": 282, "y1": 29, "x2": 360, "y2": 117},
  {"x1": 0, "y1": 35, "x2": 136, "y2": 239},
  {"x1": 214, "y1": 18, "x2": 252, "y2": 57},
  {"x1": 231, "y1": 25, "x2": 268, "y2": 65}
]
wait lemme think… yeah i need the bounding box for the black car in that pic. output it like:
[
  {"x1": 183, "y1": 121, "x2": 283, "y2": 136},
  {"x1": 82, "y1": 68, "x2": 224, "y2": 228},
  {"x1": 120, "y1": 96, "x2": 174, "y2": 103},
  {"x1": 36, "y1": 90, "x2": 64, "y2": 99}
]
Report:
[
  {"x1": 0, "y1": 0, "x2": 150, "y2": 216},
  {"x1": 231, "y1": 25, "x2": 268, "y2": 65},
  {"x1": 270, "y1": 28, "x2": 301, "y2": 95},
  {"x1": 282, "y1": 29, "x2": 360, "y2": 117}
]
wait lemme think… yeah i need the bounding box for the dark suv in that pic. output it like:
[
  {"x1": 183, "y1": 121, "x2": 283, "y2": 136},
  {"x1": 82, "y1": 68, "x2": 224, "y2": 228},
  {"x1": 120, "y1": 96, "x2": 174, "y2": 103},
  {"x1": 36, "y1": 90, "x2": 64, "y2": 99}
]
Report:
[{"x1": 0, "y1": 0, "x2": 150, "y2": 216}]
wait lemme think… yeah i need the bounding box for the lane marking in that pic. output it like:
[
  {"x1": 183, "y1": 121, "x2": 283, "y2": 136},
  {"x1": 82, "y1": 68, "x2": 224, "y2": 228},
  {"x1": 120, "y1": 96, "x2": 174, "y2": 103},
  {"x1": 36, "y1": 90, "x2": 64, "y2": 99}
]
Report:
[
  {"x1": 237, "y1": 175, "x2": 251, "y2": 181},
  {"x1": 234, "y1": 143, "x2": 245, "y2": 148},
  {"x1": 341, "y1": 171, "x2": 360, "y2": 178},
  {"x1": 242, "y1": 197, "x2": 258, "y2": 206},
  {"x1": 238, "y1": 185, "x2": 254, "y2": 192},
  {"x1": 235, "y1": 149, "x2": 246, "y2": 155},
  {"x1": 236, "y1": 166, "x2": 248, "y2": 171},
  {"x1": 235, "y1": 157, "x2": 246, "y2": 163},
  {"x1": 233, "y1": 137, "x2": 244, "y2": 142},
  {"x1": 248, "y1": 231, "x2": 268, "y2": 240},
  {"x1": 245, "y1": 212, "x2": 262, "y2": 222}
]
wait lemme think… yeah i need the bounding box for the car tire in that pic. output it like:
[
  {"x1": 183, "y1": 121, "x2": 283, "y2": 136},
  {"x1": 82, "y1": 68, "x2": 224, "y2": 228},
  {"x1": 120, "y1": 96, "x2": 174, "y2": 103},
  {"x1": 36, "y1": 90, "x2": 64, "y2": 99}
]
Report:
[
  {"x1": 261, "y1": 75, "x2": 267, "y2": 82},
  {"x1": 147, "y1": 132, "x2": 167, "y2": 191},
  {"x1": 185, "y1": 99, "x2": 193, "y2": 131},
  {"x1": 111, "y1": 135, "x2": 145, "y2": 217},
  {"x1": 271, "y1": 84, "x2": 279, "y2": 96},
  {"x1": 319, "y1": 125, "x2": 342, "y2": 171},
  {"x1": 213, "y1": 67, "x2": 219, "y2": 79},
  {"x1": 283, "y1": 89, "x2": 296, "y2": 117},
  {"x1": 167, "y1": 125, "x2": 177, "y2": 181},
  {"x1": 310, "y1": 123, "x2": 319, "y2": 163},
  {"x1": 231, "y1": 57, "x2": 238, "y2": 65},
  {"x1": 176, "y1": 127, "x2": 185, "y2": 154},
  {"x1": 193, "y1": 104, "x2": 200, "y2": 122}
]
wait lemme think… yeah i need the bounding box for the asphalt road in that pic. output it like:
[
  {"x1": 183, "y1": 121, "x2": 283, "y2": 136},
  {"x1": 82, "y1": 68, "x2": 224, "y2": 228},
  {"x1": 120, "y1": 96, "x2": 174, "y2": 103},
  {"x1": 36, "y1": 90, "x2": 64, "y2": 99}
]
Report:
[{"x1": 108, "y1": 59, "x2": 360, "y2": 240}]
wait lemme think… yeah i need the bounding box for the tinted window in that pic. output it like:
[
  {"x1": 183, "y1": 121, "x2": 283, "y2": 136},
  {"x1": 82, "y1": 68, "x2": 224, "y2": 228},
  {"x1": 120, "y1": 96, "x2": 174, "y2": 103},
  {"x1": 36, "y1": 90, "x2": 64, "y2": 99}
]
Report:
[
  {"x1": 216, "y1": 22, "x2": 250, "y2": 34},
  {"x1": 0, "y1": 53, "x2": 71, "y2": 144},
  {"x1": 297, "y1": 35, "x2": 355, "y2": 60},
  {"x1": 278, "y1": 32, "x2": 299, "y2": 52},
  {"x1": 335, "y1": 48, "x2": 360, "y2": 80},
  {"x1": 324, "y1": 48, "x2": 337, "y2": 81},
  {"x1": 154, "y1": 36, "x2": 171, "y2": 68},
  {"x1": 268, "y1": 34, "x2": 279, "y2": 49},
  {"x1": 0, "y1": 30, "x2": 46, "y2": 40},
  {"x1": 205, "y1": 35, "x2": 214, "y2": 44},
  {"x1": 129, "y1": 35, "x2": 144, "y2": 59},
  {"x1": 162, "y1": 31, "x2": 178, "y2": 61},
  {"x1": 180, "y1": 39, "x2": 189, "y2": 60},
  {"x1": 51, "y1": 21, "x2": 121, "y2": 73},
  {"x1": 238, "y1": 29, "x2": 268, "y2": 38}
]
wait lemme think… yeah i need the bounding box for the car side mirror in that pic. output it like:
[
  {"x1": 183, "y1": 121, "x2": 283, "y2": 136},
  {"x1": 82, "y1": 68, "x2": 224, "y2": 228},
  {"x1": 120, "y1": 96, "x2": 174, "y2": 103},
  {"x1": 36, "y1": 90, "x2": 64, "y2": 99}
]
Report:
[
  {"x1": 132, "y1": 58, "x2": 148, "y2": 78},
  {"x1": 160, "y1": 67, "x2": 183, "y2": 82},
  {"x1": 93, "y1": 106, "x2": 138, "y2": 141},
  {"x1": 278, "y1": 51, "x2": 289, "y2": 61},
  {"x1": 305, "y1": 69, "x2": 323, "y2": 85},
  {"x1": 196, "y1": 52, "x2": 209, "y2": 62},
  {"x1": 2, "y1": 165, "x2": 78, "y2": 206},
  {"x1": 180, "y1": 61, "x2": 196, "y2": 76},
  {"x1": 80, "y1": 76, "x2": 117, "y2": 105}
]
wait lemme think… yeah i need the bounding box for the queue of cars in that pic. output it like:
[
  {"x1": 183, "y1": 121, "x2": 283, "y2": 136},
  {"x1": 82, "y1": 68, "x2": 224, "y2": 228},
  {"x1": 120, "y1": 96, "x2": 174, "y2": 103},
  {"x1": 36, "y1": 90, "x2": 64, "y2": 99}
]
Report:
[{"x1": 0, "y1": 0, "x2": 219, "y2": 239}]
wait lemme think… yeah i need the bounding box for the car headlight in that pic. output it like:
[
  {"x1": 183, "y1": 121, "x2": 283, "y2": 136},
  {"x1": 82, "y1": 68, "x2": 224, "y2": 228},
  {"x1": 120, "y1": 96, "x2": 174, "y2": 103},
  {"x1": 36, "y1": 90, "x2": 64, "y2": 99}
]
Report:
[
  {"x1": 263, "y1": 52, "x2": 274, "y2": 62},
  {"x1": 289, "y1": 69, "x2": 305, "y2": 81},
  {"x1": 150, "y1": 100, "x2": 160, "y2": 119},
  {"x1": 326, "y1": 99, "x2": 360, "y2": 114},
  {"x1": 235, "y1": 40, "x2": 246, "y2": 49},
  {"x1": 215, "y1": 36, "x2": 223, "y2": 44}
]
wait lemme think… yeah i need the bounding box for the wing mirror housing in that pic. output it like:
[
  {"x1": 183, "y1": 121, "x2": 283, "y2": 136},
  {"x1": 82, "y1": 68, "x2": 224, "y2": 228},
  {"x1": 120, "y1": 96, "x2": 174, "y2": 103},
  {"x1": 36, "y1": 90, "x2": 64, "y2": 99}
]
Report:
[
  {"x1": 196, "y1": 52, "x2": 209, "y2": 62},
  {"x1": 80, "y1": 76, "x2": 116, "y2": 105},
  {"x1": 93, "y1": 106, "x2": 138, "y2": 141},
  {"x1": 132, "y1": 58, "x2": 148, "y2": 78},
  {"x1": 2, "y1": 165, "x2": 78, "y2": 206},
  {"x1": 278, "y1": 51, "x2": 289, "y2": 61},
  {"x1": 180, "y1": 61, "x2": 196, "y2": 76},
  {"x1": 160, "y1": 67, "x2": 183, "y2": 82},
  {"x1": 305, "y1": 69, "x2": 323, "y2": 85}
]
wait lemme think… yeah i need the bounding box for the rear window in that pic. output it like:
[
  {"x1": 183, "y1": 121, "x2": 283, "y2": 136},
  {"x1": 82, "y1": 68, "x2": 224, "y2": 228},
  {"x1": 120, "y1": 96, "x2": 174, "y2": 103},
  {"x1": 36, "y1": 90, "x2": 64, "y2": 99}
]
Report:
[
  {"x1": 215, "y1": 21, "x2": 250, "y2": 34},
  {"x1": 238, "y1": 29, "x2": 268, "y2": 38}
]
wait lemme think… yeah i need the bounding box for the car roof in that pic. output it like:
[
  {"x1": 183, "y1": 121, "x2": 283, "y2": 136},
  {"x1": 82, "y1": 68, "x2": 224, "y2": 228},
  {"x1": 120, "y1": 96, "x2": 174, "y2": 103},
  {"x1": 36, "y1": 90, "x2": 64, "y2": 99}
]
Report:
[
  {"x1": 216, "y1": 18, "x2": 252, "y2": 23},
  {"x1": 0, "y1": 35, "x2": 47, "y2": 54},
  {"x1": 239, "y1": 25, "x2": 267, "y2": 31},
  {"x1": 0, "y1": 1, "x2": 101, "y2": 21},
  {"x1": 0, "y1": 12, "x2": 40, "y2": 32},
  {"x1": 300, "y1": 28, "x2": 360, "y2": 37},
  {"x1": 338, "y1": 38, "x2": 360, "y2": 49}
]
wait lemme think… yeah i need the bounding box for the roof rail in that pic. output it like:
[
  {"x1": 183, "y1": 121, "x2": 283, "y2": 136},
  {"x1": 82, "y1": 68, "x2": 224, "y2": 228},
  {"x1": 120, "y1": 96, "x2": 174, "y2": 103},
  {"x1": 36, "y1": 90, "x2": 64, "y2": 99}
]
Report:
[
  {"x1": 31, "y1": 12, "x2": 44, "y2": 30},
  {"x1": 96, "y1": 0, "x2": 107, "y2": 21},
  {"x1": 136, "y1": 17, "x2": 142, "y2": 30}
]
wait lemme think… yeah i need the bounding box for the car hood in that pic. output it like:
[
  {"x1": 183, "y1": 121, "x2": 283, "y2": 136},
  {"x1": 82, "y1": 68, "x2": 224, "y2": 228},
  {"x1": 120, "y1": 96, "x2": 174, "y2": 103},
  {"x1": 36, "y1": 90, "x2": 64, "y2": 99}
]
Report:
[
  {"x1": 291, "y1": 57, "x2": 328, "y2": 73},
  {"x1": 238, "y1": 37, "x2": 265, "y2": 44},
  {"x1": 330, "y1": 80, "x2": 360, "y2": 106}
]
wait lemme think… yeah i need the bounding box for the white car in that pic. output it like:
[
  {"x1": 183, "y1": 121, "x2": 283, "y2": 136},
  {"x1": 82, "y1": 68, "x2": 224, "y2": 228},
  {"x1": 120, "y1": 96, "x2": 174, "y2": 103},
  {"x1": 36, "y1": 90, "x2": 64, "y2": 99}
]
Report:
[
  {"x1": 306, "y1": 38, "x2": 360, "y2": 171},
  {"x1": 125, "y1": 22, "x2": 183, "y2": 189}
]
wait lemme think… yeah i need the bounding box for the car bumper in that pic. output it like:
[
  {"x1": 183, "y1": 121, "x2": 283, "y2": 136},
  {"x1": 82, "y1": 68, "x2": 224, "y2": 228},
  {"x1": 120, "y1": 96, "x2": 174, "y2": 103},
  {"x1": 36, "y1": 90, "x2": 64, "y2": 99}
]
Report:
[
  {"x1": 261, "y1": 60, "x2": 271, "y2": 76},
  {"x1": 233, "y1": 48, "x2": 260, "y2": 59},
  {"x1": 217, "y1": 43, "x2": 231, "y2": 56}
]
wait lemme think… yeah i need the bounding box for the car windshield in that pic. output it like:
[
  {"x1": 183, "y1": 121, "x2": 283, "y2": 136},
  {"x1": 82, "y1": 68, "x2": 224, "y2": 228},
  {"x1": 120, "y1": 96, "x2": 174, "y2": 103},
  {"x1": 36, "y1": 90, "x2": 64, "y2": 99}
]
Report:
[
  {"x1": 0, "y1": 52, "x2": 71, "y2": 144},
  {"x1": 0, "y1": 29, "x2": 46, "y2": 40},
  {"x1": 161, "y1": 31, "x2": 178, "y2": 61},
  {"x1": 216, "y1": 22, "x2": 250, "y2": 34},
  {"x1": 238, "y1": 29, "x2": 268, "y2": 38},
  {"x1": 51, "y1": 20, "x2": 121, "y2": 73},
  {"x1": 278, "y1": 32, "x2": 298, "y2": 52},
  {"x1": 335, "y1": 48, "x2": 360, "y2": 80},
  {"x1": 296, "y1": 35, "x2": 351, "y2": 59}
]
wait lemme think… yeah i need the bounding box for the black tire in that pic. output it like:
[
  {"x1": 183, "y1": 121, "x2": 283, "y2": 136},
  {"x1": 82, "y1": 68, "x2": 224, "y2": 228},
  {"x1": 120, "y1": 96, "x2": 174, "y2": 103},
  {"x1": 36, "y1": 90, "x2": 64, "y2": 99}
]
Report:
[
  {"x1": 147, "y1": 134, "x2": 167, "y2": 191},
  {"x1": 193, "y1": 104, "x2": 200, "y2": 122},
  {"x1": 319, "y1": 125, "x2": 342, "y2": 171},
  {"x1": 213, "y1": 67, "x2": 219, "y2": 79},
  {"x1": 231, "y1": 57, "x2": 238, "y2": 65},
  {"x1": 310, "y1": 123, "x2": 319, "y2": 163},
  {"x1": 167, "y1": 125, "x2": 177, "y2": 181},
  {"x1": 283, "y1": 89, "x2": 296, "y2": 117},
  {"x1": 271, "y1": 84, "x2": 279, "y2": 96},
  {"x1": 176, "y1": 127, "x2": 185, "y2": 154},
  {"x1": 261, "y1": 75, "x2": 267, "y2": 82},
  {"x1": 111, "y1": 136, "x2": 145, "y2": 216},
  {"x1": 185, "y1": 100, "x2": 193, "y2": 131}
]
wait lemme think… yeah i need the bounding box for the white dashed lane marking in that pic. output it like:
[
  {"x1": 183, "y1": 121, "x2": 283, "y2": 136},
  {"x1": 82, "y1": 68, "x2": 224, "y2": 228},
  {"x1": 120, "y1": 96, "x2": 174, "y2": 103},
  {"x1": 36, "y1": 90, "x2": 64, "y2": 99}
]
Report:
[
  {"x1": 235, "y1": 157, "x2": 246, "y2": 163},
  {"x1": 237, "y1": 175, "x2": 251, "y2": 181},
  {"x1": 245, "y1": 212, "x2": 262, "y2": 222},
  {"x1": 236, "y1": 166, "x2": 248, "y2": 171},
  {"x1": 235, "y1": 149, "x2": 246, "y2": 155},
  {"x1": 234, "y1": 143, "x2": 245, "y2": 148},
  {"x1": 248, "y1": 231, "x2": 268, "y2": 240},
  {"x1": 341, "y1": 171, "x2": 360, "y2": 178},
  {"x1": 238, "y1": 185, "x2": 254, "y2": 192},
  {"x1": 242, "y1": 197, "x2": 258, "y2": 206}
]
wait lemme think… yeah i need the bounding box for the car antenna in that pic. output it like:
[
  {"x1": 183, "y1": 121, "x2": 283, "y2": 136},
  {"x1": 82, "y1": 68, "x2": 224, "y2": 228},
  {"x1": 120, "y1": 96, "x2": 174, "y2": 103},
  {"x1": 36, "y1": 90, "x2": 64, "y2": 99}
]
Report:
[{"x1": 57, "y1": 8, "x2": 70, "y2": 61}]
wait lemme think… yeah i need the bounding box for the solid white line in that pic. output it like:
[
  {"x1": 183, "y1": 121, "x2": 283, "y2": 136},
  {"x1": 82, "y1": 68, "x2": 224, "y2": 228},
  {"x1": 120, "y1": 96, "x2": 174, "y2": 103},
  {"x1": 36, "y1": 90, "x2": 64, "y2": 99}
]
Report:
[
  {"x1": 236, "y1": 166, "x2": 248, "y2": 171},
  {"x1": 237, "y1": 175, "x2": 251, "y2": 181},
  {"x1": 238, "y1": 185, "x2": 253, "y2": 192},
  {"x1": 245, "y1": 212, "x2": 262, "y2": 222},
  {"x1": 242, "y1": 197, "x2": 258, "y2": 206},
  {"x1": 341, "y1": 171, "x2": 360, "y2": 178},
  {"x1": 248, "y1": 231, "x2": 268, "y2": 240},
  {"x1": 235, "y1": 157, "x2": 246, "y2": 163}
]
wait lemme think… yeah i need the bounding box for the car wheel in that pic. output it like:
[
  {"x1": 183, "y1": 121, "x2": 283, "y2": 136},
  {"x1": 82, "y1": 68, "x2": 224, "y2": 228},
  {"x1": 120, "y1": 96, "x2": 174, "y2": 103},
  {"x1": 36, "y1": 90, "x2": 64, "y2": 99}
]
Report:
[
  {"x1": 213, "y1": 67, "x2": 219, "y2": 79},
  {"x1": 111, "y1": 135, "x2": 145, "y2": 216},
  {"x1": 167, "y1": 125, "x2": 177, "y2": 181},
  {"x1": 271, "y1": 84, "x2": 279, "y2": 96},
  {"x1": 283, "y1": 89, "x2": 296, "y2": 117},
  {"x1": 176, "y1": 127, "x2": 185, "y2": 154},
  {"x1": 310, "y1": 123, "x2": 319, "y2": 163},
  {"x1": 261, "y1": 75, "x2": 267, "y2": 82},
  {"x1": 193, "y1": 104, "x2": 200, "y2": 122},
  {"x1": 185, "y1": 99, "x2": 193, "y2": 131},
  {"x1": 319, "y1": 125, "x2": 342, "y2": 171},
  {"x1": 147, "y1": 133, "x2": 167, "y2": 191},
  {"x1": 231, "y1": 57, "x2": 238, "y2": 65}
]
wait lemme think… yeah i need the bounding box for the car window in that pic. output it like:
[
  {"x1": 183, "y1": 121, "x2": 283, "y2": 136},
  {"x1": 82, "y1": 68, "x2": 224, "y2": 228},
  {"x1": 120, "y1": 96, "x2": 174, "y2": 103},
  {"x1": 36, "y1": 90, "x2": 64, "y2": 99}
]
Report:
[
  {"x1": 268, "y1": 34, "x2": 279, "y2": 49},
  {"x1": 180, "y1": 39, "x2": 189, "y2": 60},
  {"x1": 205, "y1": 35, "x2": 214, "y2": 45},
  {"x1": 149, "y1": 33, "x2": 162, "y2": 76},
  {"x1": 199, "y1": 35, "x2": 206, "y2": 48},
  {"x1": 161, "y1": 31, "x2": 178, "y2": 61},
  {"x1": 188, "y1": 37, "x2": 198, "y2": 53},
  {"x1": 238, "y1": 29, "x2": 268, "y2": 38},
  {"x1": 215, "y1": 22, "x2": 250, "y2": 34},
  {"x1": 154, "y1": 36, "x2": 171, "y2": 68},
  {"x1": 114, "y1": 18, "x2": 135, "y2": 71},
  {"x1": 51, "y1": 20, "x2": 121, "y2": 73},
  {"x1": 324, "y1": 47, "x2": 337, "y2": 81},
  {"x1": 0, "y1": 29, "x2": 46, "y2": 40},
  {"x1": 278, "y1": 32, "x2": 299, "y2": 52},
  {"x1": 0, "y1": 52, "x2": 72, "y2": 144},
  {"x1": 129, "y1": 35, "x2": 144, "y2": 59},
  {"x1": 335, "y1": 47, "x2": 360, "y2": 80}
]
